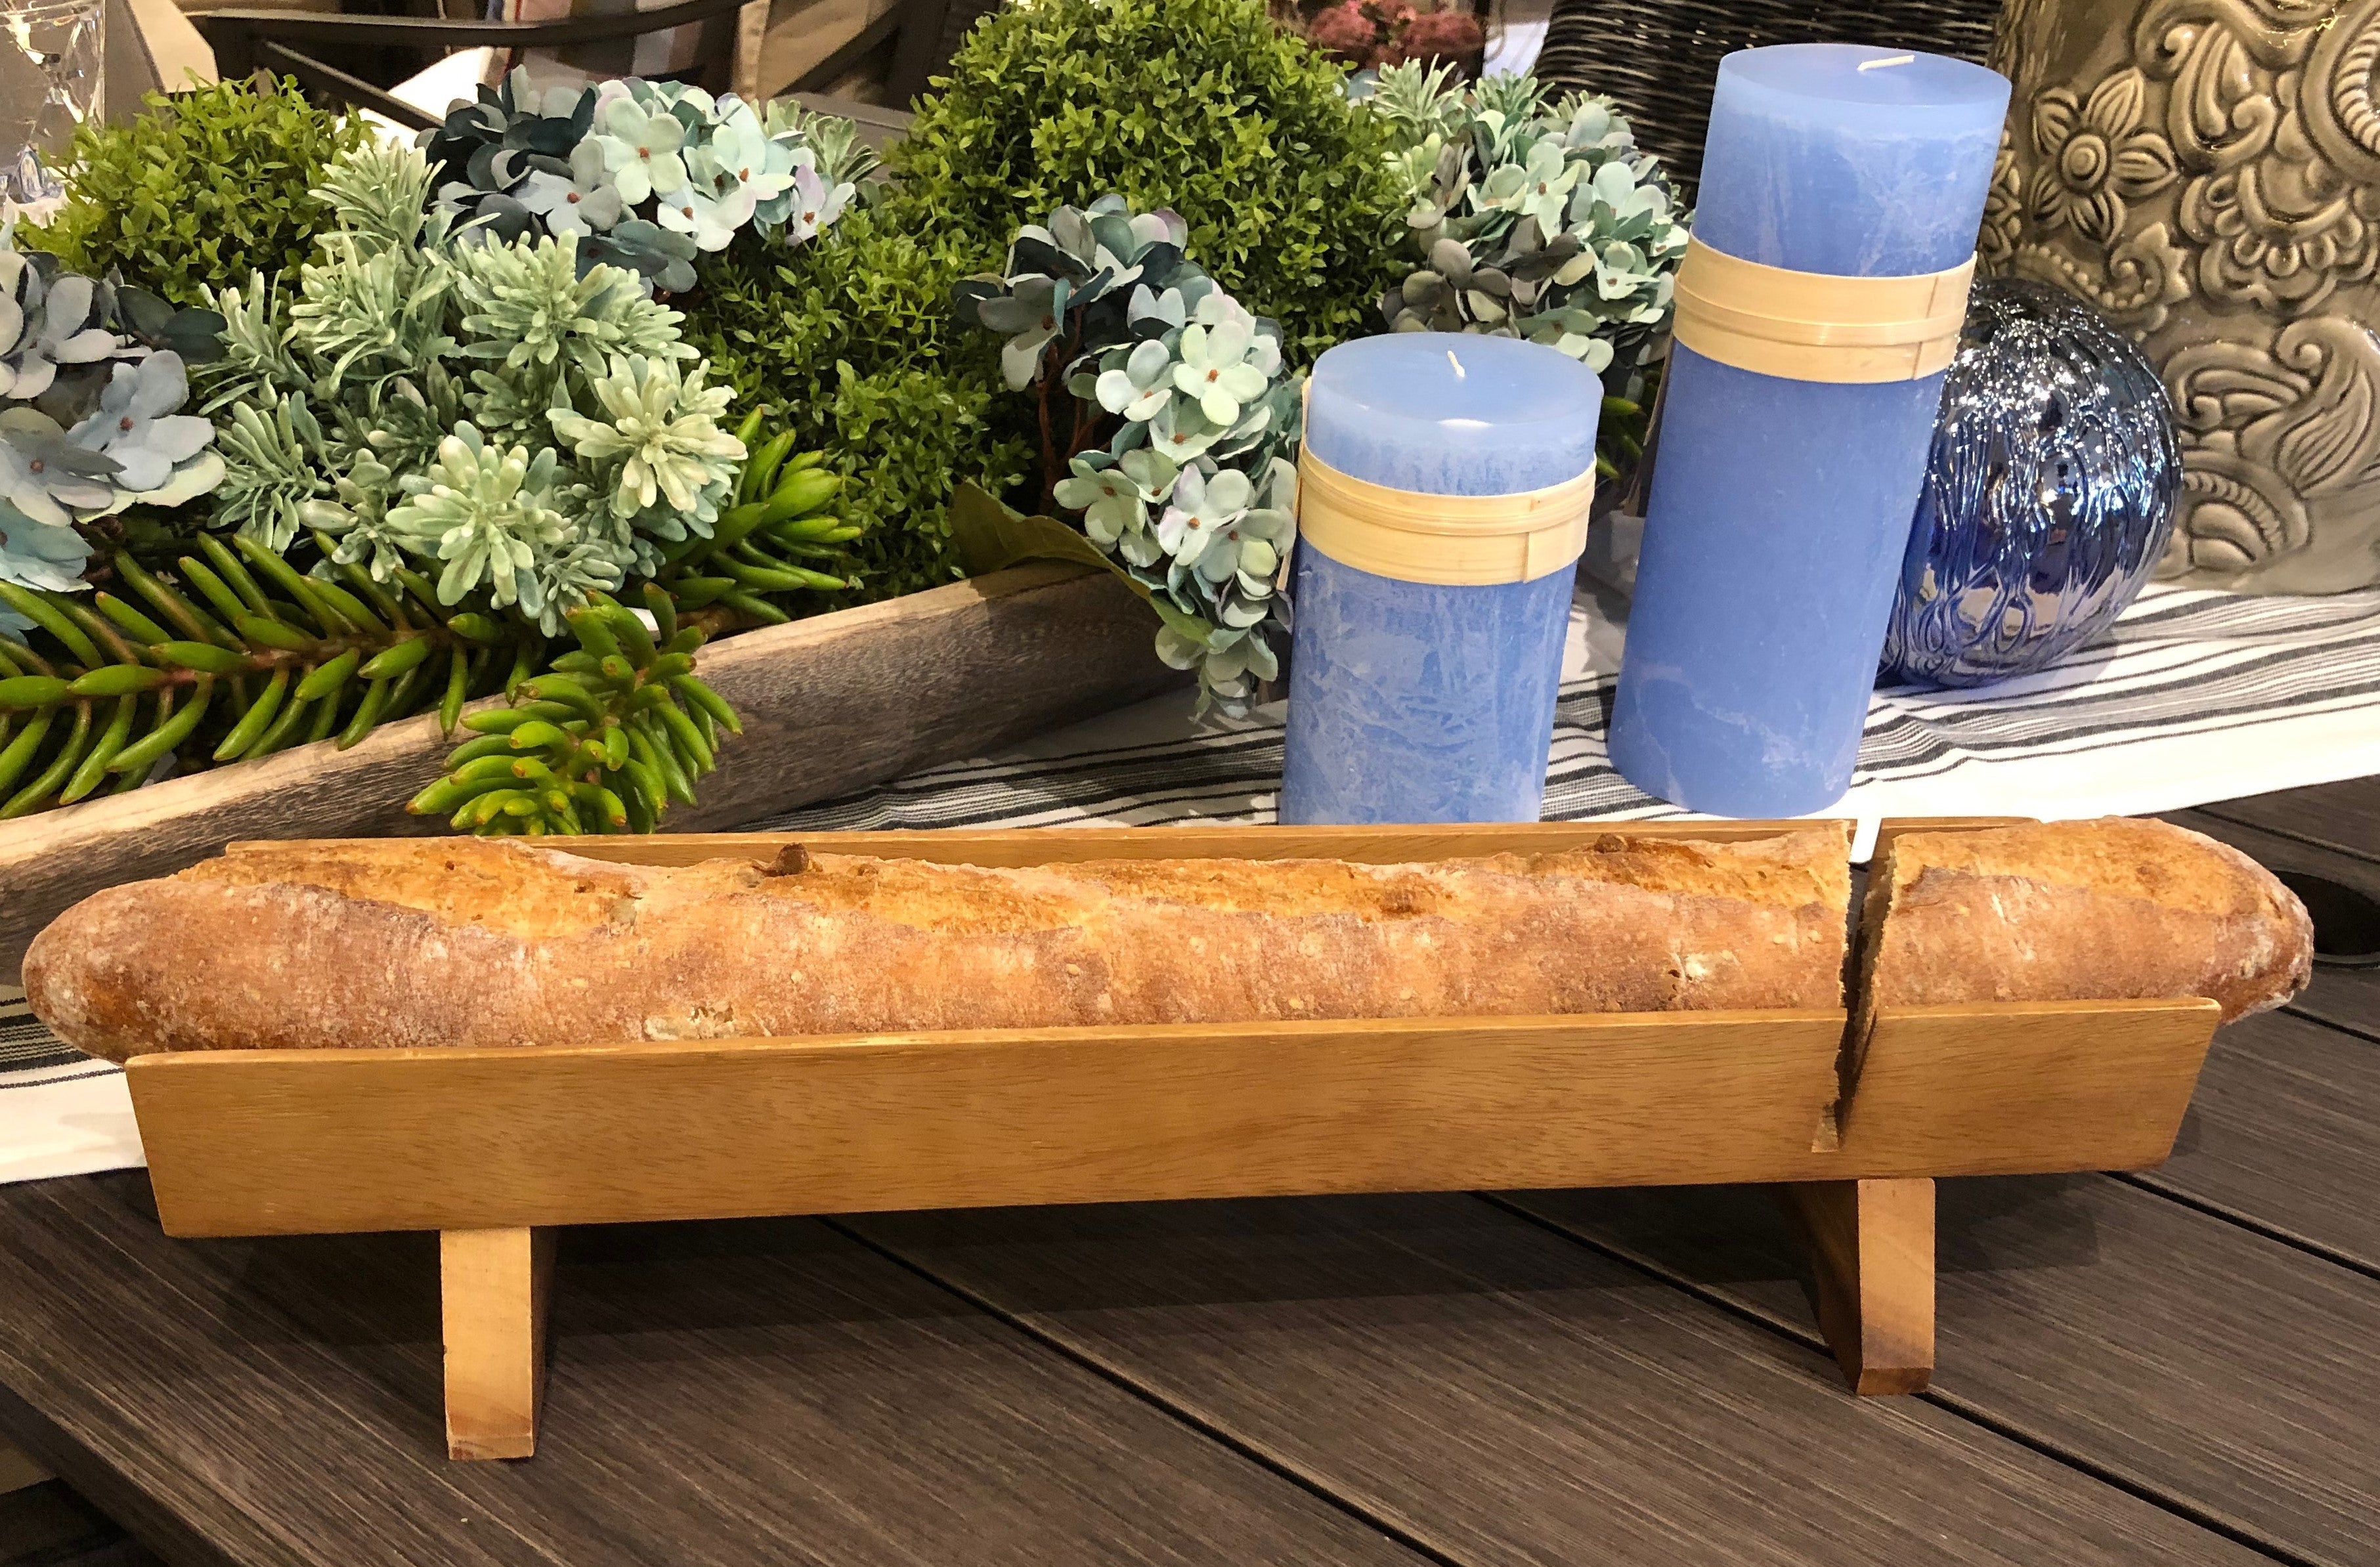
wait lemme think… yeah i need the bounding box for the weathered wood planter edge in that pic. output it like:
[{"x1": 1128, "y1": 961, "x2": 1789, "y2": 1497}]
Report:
[{"x1": 0, "y1": 562, "x2": 1180, "y2": 983}]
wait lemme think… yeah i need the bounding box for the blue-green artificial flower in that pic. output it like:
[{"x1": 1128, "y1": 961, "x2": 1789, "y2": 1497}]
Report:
[
  {"x1": 594, "y1": 97, "x2": 687, "y2": 207},
  {"x1": 66, "y1": 352, "x2": 215, "y2": 492},
  {"x1": 0, "y1": 498, "x2": 93, "y2": 600}
]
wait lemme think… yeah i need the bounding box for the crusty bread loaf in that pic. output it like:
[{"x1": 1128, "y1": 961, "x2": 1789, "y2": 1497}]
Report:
[
  {"x1": 1863, "y1": 817, "x2": 2311, "y2": 1023},
  {"x1": 23, "y1": 827, "x2": 1854, "y2": 1061}
]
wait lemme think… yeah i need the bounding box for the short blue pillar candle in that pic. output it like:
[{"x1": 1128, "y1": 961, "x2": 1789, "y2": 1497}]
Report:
[
  {"x1": 1280, "y1": 333, "x2": 1602, "y2": 825},
  {"x1": 1609, "y1": 44, "x2": 2008, "y2": 817}
]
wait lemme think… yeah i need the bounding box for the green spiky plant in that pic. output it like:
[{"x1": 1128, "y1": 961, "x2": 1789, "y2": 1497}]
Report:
[
  {"x1": 0, "y1": 537, "x2": 535, "y2": 815},
  {"x1": 0, "y1": 408, "x2": 843, "y2": 825},
  {"x1": 408, "y1": 586, "x2": 733, "y2": 835}
]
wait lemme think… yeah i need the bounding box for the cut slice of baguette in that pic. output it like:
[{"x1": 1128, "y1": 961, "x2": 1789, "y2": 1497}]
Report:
[{"x1": 1863, "y1": 817, "x2": 2311, "y2": 1025}]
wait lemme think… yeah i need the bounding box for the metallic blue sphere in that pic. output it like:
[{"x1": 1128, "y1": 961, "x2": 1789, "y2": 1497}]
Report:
[{"x1": 1881, "y1": 279, "x2": 2180, "y2": 689}]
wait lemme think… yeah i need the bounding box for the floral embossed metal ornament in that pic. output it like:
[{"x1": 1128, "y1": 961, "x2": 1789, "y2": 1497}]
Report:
[{"x1": 1985, "y1": 0, "x2": 2380, "y2": 592}]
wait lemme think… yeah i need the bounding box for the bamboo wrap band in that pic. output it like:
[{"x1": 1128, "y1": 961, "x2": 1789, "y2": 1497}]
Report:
[
  {"x1": 1295, "y1": 451, "x2": 1596, "y2": 587},
  {"x1": 1670, "y1": 238, "x2": 1975, "y2": 383}
]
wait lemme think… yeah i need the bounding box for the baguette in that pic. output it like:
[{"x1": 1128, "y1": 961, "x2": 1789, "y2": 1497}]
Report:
[
  {"x1": 24, "y1": 828, "x2": 1854, "y2": 1061},
  {"x1": 1863, "y1": 817, "x2": 2311, "y2": 1023}
]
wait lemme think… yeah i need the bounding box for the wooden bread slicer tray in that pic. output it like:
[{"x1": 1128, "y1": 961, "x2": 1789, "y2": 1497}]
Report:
[{"x1": 121, "y1": 819, "x2": 2221, "y2": 1460}]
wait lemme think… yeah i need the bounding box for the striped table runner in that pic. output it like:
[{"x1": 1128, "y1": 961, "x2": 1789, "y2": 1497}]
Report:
[{"x1": 9, "y1": 582, "x2": 2379, "y2": 1183}]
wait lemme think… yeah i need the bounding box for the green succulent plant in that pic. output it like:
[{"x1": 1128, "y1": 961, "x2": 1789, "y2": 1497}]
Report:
[
  {"x1": 408, "y1": 587, "x2": 736, "y2": 835},
  {"x1": 0, "y1": 409, "x2": 835, "y2": 819},
  {"x1": 452, "y1": 231, "x2": 689, "y2": 387},
  {"x1": 203, "y1": 145, "x2": 765, "y2": 634},
  {"x1": 20, "y1": 76, "x2": 369, "y2": 309},
  {"x1": 0, "y1": 534, "x2": 552, "y2": 815},
  {"x1": 383, "y1": 423, "x2": 583, "y2": 624},
  {"x1": 550, "y1": 353, "x2": 743, "y2": 555}
]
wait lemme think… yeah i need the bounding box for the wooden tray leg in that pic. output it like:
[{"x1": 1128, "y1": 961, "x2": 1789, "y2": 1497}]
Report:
[
  {"x1": 440, "y1": 1227, "x2": 554, "y2": 1461},
  {"x1": 1775, "y1": 1178, "x2": 1934, "y2": 1396}
]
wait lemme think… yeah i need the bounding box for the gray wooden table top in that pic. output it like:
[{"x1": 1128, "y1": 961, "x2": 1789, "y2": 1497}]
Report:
[{"x1": 2, "y1": 781, "x2": 2376, "y2": 1567}]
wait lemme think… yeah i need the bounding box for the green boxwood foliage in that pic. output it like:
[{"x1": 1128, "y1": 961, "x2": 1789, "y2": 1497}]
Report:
[
  {"x1": 691, "y1": 209, "x2": 1031, "y2": 598},
  {"x1": 687, "y1": 0, "x2": 1402, "y2": 592},
  {"x1": 24, "y1": 76, "x2": 368, "y2": 309},
  {"x1": 885, "y1": 0, "x2": 1409, "y2": 359}
]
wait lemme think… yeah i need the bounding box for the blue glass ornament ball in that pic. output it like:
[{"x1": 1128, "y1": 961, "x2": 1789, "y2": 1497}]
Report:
[{"x1": 1880, "y1": 278, "x2": 2180, "y2": 689}]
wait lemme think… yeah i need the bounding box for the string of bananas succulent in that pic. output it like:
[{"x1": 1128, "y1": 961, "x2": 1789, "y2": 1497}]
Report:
[
  {"x1": 408, "y1": 586, "x2": 735, "y2": 836},
  {"x1": 0, "y1": 411, "x2": 843, "y2": 824}
]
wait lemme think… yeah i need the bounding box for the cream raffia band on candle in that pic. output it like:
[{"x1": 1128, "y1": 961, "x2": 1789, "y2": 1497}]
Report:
[
  {"x1": 1295, "y1": 450, "x2": 1596, "y2": 588},
  {"x1": 1669, "y1": 237, "x2": 1975, "y2": 383}
]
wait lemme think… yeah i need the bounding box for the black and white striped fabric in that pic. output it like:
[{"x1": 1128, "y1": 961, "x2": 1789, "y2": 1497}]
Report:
[
  {"x1": 7, "y1": 581, "x2": 2379, "y2": 1183},
  {"x1": 3, "y1": 988, "x2": 82, "y2": 1081},
  {"x1": 737, "y1": 583, "x2": 2380, "y2": 836}
]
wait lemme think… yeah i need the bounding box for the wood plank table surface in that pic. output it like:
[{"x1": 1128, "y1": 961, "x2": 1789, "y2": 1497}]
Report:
[{"x1": 5, "y1": 781, "x2": 2378, "y2": 1567}]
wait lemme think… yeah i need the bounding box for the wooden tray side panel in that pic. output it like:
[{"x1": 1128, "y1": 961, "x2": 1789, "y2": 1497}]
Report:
[
  {"x1": 128, "y1": 1012, "x2": 1847, "y2": 1237},
  {"x1": 1825, "y1": 997, "x2": 2222, "y2": 1178}
]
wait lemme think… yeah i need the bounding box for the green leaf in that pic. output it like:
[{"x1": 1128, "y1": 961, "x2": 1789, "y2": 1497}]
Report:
[
  {"x1": 948, "y1": 481, "x2": 1129, "y2": 582},
  {"x1": 947, "y1": 482, "x2": 1214, "y2": 653}
]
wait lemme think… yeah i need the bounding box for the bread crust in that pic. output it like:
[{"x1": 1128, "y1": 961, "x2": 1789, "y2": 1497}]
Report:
[
  {"x1": 24, "y1": 828, "x2": 1854, "y2": 1062},
  {"x1": 1867, "y1": 817, "x2": 2312, "y2": 1023}
]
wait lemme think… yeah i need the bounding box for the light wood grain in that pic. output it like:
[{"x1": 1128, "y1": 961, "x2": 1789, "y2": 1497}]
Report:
[
  {"x1": 121, "y1": 820, "x2": 2218, "y2": 1239},
  {"x1": 0, "y1": 562, "x2": 1179, "y2": 985},
  {"x1": 439, "y1": 1228, "x2": 552, "y2": 1461},
  {"x1": 1776, "y1": 1178, "x2": 1935, "y2": 1394},
  {"x1": 1832, "y1": 997, "x2": 2220, "y2": 1177},
  {"x1": 125, "y1": 997, "x2": 2215, "y2": 1239},
  {"x1": 128, "y1": 1011, "x2": 1848, "y2": 1237},
  {"x1": 1871, "y1": 817, "x2": 2034, "y2": 852}
]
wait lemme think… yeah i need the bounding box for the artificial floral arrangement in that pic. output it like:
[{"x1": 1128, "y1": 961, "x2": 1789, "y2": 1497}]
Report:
[
  {"x1": 0, "y1": 77, "x2": 859, "y2": 830},
  {"x1": 688, "y1": 0, "x2": 1416, "y2": 606},
  {"x1": 1364, "y1": 62, "x2": 1688, "y2": 473},
  {"x1": 421, "y1": 74, "x2": 871, "y2": 293},
  {"x1": 955, "y1": 198, "x2": 1303, "y2": 713},
  {"x1": 0, "y1": 0, "x2": 1689, "y2": 838}
]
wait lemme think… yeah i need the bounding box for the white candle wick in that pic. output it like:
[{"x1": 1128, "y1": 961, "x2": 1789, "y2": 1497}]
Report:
[
  {"x1": 1857, "y1": 53, "x2": 1916, "y2": 70},
  {"x1": 1446, "y1": 349, "x2": 1466, "y2": 379}
]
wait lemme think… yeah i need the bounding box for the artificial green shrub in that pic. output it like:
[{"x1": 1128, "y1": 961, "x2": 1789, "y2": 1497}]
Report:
[
  {"x1": 884, "y1": 0, "x2": 1409, "y2": 360},
  {"x1": 24, "y1": 76, "x2": 368, "y2": 308},
  {"x1": 690, "y1": 208, "x2": 1031, "y2": 598}
]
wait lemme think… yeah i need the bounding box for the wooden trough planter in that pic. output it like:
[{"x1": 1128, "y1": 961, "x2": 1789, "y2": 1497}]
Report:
[
  {"x1": 118, "y1": 819, "x2": 2221, "y2": 1459},
  {"x1": 0, "y1": 563, "x2": 1179, "y2": 984}
]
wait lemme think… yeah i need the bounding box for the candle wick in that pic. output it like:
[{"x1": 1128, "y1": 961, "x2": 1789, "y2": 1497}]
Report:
[
  {"x1": 1446, "y1": 349, "x2": 1466, "y2": 379},
  {"x1": 1857, "y1": 53, "x2": 1916, "y2": 70}
]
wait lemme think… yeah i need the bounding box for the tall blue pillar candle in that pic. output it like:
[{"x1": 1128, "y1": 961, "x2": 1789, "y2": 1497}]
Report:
[
  {"x1": 1281, "y1": 333, "x2": 1601, "y2": 825},
  {"x1": 1609, "y1": 44, "x2": 2008, "y2": 817}
]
